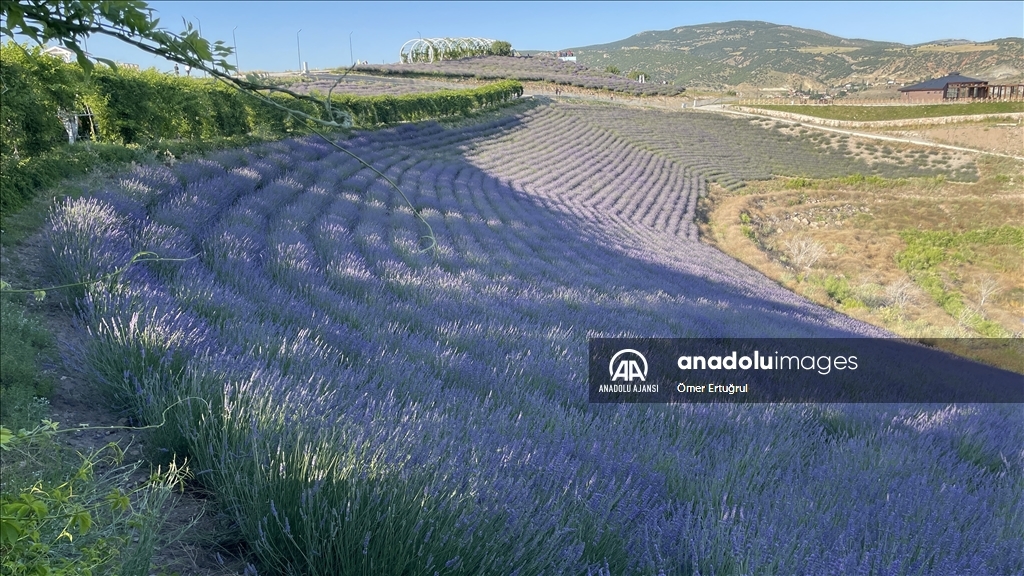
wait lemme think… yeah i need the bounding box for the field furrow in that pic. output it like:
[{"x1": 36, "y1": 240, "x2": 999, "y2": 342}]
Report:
[{"x1": 45, "y1": 100, "x2": 1022, "y2": 575}]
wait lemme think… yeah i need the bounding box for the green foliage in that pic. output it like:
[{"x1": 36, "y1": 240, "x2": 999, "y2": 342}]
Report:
[
  {"x1": 0, "y1": 421, "x2": 193, "y2": 576},
  {"x1": 839, "y1": 173, "x2": 888, "y2": 187},
  {"x1": 0, "y1": 42, "x2": 85, "y2": 158},
  {"x1": 782, "y1": 173, "x2": 920, "y2": 192},
  {"x1": 627, "y1": 70, "x2": 647, "y2": 81},
  {"x1": 83, "y1": 67, "x2": 317, "y2": 144},
  {"x1": 895, "y1": 226, "x2": 1022, "y2": 335},
  {"x1": 784, "y1": 177, "x2": 814, "y2": 189},
  {"x1": 0, "y1": 298, "x2": 54, "y2": 430},
  {"x1": 604, "y1": 65, "x2": 621, "y2": 75},
  {"x1": 333, "y1": 80, "x2": 524, "y2": 127},
  {"x1": 488, "y1": 40, "x2": 513, "y2": 57},
  {"x1": 1, "y1": 1, "x2": 235, "y2": 76},
  {"x1": 1, "y1": 142, "x2": 146, "y2": 218},
  {"x1": 820, "y1": 275, "x2": 865, "y2": 309},
  {"x1": 896, "y1": 226, "x2": 1024, "y2": 272}
]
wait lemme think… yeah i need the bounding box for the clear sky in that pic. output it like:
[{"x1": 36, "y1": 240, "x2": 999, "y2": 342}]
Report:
[{"x1": 49, "y1": 1, "x2": 1024, "y2": 73}]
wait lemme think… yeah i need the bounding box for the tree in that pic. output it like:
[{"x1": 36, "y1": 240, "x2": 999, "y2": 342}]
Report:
[
  {"x1": 0, "y1": 42, "x2": 83, "y2": 156},
  {"x1": 1, "y1": 0, "x2": 351, "y2": 128},
  {"x1": 605, "y1": 65, "x2": 620, "y2": 75},
  {"x1": 627, "y1": 70, "x2": 647, "y2": 81},
  {"x1": 489, "y1": 40, "x2": 512, "y2": 57}
]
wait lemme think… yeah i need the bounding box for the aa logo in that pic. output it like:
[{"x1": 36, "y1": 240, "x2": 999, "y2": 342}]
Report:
[{"x1": 609, "y1": 349, "x2": 648, "y2": 382}]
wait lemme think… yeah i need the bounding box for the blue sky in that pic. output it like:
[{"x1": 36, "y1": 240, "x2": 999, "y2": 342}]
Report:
[{"x1": 55, "y1": 1, "x2": 1024, "y2": 72}]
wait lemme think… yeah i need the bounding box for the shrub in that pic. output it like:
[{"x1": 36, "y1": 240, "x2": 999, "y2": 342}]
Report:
[
  {"x1": 0, "y1": 143, "x2": 148, "y2": 218},
  {"x1": 0, "y1": 422, "x2": 194, "y2": 576},
  {"x1": 488, "y1": 41, "x2": 513, "y2": 57},
  {"x1": 0, "y1": 42, "x2": 84, "y2": 158}
]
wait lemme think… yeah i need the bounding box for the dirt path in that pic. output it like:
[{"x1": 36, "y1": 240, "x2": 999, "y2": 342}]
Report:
[{"x1": 697, "y1": 104, "x2": 1024, "y2": 161}]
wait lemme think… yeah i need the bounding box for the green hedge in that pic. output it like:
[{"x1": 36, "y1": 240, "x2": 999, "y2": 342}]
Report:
[
  {"x1": 0, "y1": 43, "x2": 83, "y2": 158},
  {"x1": 83, "y1": 69, "x2": 326, "y2": 144},
  {"x1": 85, "y1": 69, "x2": 522, "y2": 142},
  {"x1": 330, "y1": 80, "x2": 523, "y2": 125},
  {"x1": 0, "y1": 143, "x2": 147, "y2": 216}
]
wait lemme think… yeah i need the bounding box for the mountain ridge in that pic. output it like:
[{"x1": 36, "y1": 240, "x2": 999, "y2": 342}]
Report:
[{"x1": 546, "y1": 20, "x2": 1023, "y2": 91}]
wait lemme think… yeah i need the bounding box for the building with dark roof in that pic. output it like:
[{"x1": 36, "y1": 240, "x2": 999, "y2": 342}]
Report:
[
  {"x1": 898, "y1": 72, "x2": 1023, "y2": 102},
  {"x1": 898, "y1": 73, "x2": 986, "y2": 102}
]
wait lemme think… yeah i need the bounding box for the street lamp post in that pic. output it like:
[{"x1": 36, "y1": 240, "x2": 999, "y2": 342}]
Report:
[
  {"x1": 232, "y1": 26, "x2": 239, "y2": 73},
  {"x1": 349, "y1": 31, "x2": 354, "y2": 66},
  {"x1": 296, "y1": 28, "x2": 302, "y2": 72}
]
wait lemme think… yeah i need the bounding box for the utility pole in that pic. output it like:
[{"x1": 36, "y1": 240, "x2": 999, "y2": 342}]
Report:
[
  {"x1": 297, "y1": 28, "x2": 302, "y2": 72},
  {"x1": 232, "y1": 26, "x2": 239, "y2": 73},
  {"x1": 349, "y1": 31, "x2": 354, "y2": 66}
]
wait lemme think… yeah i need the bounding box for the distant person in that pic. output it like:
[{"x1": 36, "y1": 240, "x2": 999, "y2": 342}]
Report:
[
  {"x1": 174, "y1": 63, "x2": 179, "y2": 76},
  {"x1": 185, "y1": 65, "x2": 191, "y2": 77}
]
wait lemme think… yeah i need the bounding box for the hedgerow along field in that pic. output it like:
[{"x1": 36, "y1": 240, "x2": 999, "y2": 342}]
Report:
[{"x1": 45, "y1": 96, "x2": 1023, "y2": 575}]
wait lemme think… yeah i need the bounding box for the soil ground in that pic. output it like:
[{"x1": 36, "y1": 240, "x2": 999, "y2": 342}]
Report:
[{"x1": 875, "y1": 121, "x2": 1024, "y2": 158}]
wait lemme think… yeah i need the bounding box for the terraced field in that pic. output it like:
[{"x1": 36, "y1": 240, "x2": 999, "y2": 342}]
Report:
[
  {"x1": 355, "y1": 55, "x2": 685, "y2": 96},
  {"x1": 47, "y1": 100, "x2": 1022, "y2": 574}
]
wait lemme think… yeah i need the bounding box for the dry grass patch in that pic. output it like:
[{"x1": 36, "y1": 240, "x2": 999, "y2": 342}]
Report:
[
  {"x1": 698, "y1": 153, "x2": 1024, "y2": 350},
  {"x1": 879, "y1": 120, "x2": 1024, "y2": 157},
  {"x1": 794, "y1": 46, "x2": 861, "y2": 54},
  {"x1": 915, "y1": 44, "x2": 998, "y2": 53}
]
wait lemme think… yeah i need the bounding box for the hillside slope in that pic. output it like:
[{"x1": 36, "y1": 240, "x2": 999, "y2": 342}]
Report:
[{"x1": 566, "y1": 20, "x2": 1024, "y2": 90}]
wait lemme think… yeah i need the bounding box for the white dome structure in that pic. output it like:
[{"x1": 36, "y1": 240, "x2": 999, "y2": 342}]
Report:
[{"x1": 399, "y1": 37, "x2": 502, "y2": 63}]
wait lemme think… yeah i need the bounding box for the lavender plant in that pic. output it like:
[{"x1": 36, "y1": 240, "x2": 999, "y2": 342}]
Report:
[{"x1": 46, "y1": 100, "x2": 1020, "y2": 575}]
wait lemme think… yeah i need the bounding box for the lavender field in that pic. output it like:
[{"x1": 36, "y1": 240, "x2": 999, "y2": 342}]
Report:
[
  {"x1": 48, "y1": 101, "x2": 1021, "y2": 575},
  {"x1": 355, "y1": 55, "x2": 685, "y2": 96},
  {"x1": 291, "y1": 74, "x2": 472, "y2": 97}
]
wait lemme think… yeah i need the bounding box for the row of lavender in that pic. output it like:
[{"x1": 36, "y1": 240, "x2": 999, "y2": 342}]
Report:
[
  {"x1": 354, "y1": 55, "x2": 685, "y2": 97},
  {"x1": 572, "y1": 105, "x2": 978, "y2": 190},
  {"x1": 47, "y1": 103, "x2": 1021, "y2": 574},
  {"x1": 290, "y1": 74, "x2": 472, "y2": 97}
]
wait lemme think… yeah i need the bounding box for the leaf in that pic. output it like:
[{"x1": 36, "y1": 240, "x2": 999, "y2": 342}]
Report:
[
  {"x1": 105, "y1": 489, "x2": 130, "y2": 512},
  {"x1": 71, "y1": 510, "x2": 93, "y2": 534},
  {"x1": 0, "y1": 517, "x2": 22, "y2": 545},
  {"x1": 30, "y1": 499, "x2": 47, "y2": 518},
  {"x1": 0, "y1": 426, "x2": 12, "y2": 450},
  {"x1": 33, "y1": 290, "x2": 46, "y2": 301},
  {"x1": 95, "y1": 57, "x2": 119, "y2": 70}
]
